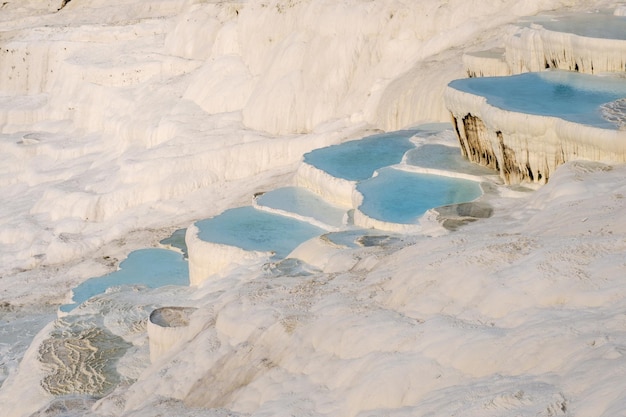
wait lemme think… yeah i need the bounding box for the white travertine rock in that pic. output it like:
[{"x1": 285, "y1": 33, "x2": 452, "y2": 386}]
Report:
[
  {"x1": 147, "y1": 307, "x2": 201, "y2": 363},
  {"x1": 183, "y1": 56, "x2": 255, "y2": 114},
  {"x1": 352, "y1": 207, "x2": 423, "y2": 234},
  {"x1": 7, "y1": 2, "x2": 626, "y2": 417},
  {"x1": 287, "y1": 236, "x2": 359, "y2": 273},
  {"x1": 252, "y1": 196, "x2": 342, "y2": 232},
  {"x1": 462, "y1": 49, "x2": 511, "y2": 78},
  {"x1": 615, "y1": 6, "x2": 626, "y2": 16},
  {"x1": 445, "y1": 85, "x2": 626, "y2": 184},
  {"x1": 505, "y1": 24, "x2": 626, "y2": 74},
  {"x1": 3, "y1": 0, "x2": 604, "y2": 273},
  {"x1": 294, "y1": 162, "x2": 356, "y2": 209},
  {"x1": 185, "y1": 223, "x2": 270, "y2": 286}
]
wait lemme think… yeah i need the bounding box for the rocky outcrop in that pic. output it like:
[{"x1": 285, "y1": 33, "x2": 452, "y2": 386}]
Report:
[{"x1": 185, "y1": 222, "x2": 269, "y2": 286}]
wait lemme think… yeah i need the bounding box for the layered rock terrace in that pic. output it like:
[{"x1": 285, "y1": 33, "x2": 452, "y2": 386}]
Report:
[{"x1": 449, "y1": 8, "x2": 626, "y2": 184}]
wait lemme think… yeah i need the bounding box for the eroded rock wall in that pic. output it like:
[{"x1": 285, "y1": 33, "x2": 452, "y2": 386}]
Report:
[
  {"x1": 505, "y1": 25, "x2": 626, "y2": 74},
  {"x1": 462, "y1": 49, "x2": 511, "y2": 78},
  {"x1": 446, "y1": 87, "x2": 626, "y2": 185}
]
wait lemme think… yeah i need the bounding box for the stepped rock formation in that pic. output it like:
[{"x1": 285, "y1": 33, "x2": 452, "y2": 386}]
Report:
[
  {"x1": 445, "y1": 86, "x2": 626, "y2": 184},
  {"x1": 449, "y1": 8, "x2": 626, "y2": 184},
  {"x1": 505, "y1": 14, "x2": 626, "y2": 74}
]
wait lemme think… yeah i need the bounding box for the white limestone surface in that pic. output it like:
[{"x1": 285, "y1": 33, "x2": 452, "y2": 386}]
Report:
[
  {"x1": 80, "y1": 160, "x2": 626, "y2": 417},
  {"x1": 185, "y1": 222, "x2": 271, "y2": 287},
  {"x1": 0, "y1": 0, "x2": 608, "y2": 278},
  {"x1": 445, "y1": 80, "x2": 626, "y2": 184},
  {"x1": 294, "y1": 162, "x2": 357, "y2": 208},
  {"x1": 147, "y1": 307, "x2": 202, "y2": 363},
  {"x1": 352, "y1": 207, "x2": 424, "y2": 234},
  {"x1": 3, "y1": 1, "x2": 626, "y2": 417},
  {"x1": 252, "y1": 199, "x2": 343, "y2": 232},
  {"x1": 462, "y1": 48, "x2": 512, "y2": 77},
  {"x1": 287, "y1": 236, "x2": 360, "y2": 274},
  {"x1": 397, "y1": 163, "x2": 497, "y2": 183},
  {"x1": 506, "y1": 19, "x2": 626, "y2": 74}
]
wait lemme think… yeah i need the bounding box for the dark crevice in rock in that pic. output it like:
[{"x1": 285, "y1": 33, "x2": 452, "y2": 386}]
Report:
[
  {"x1": 451, "y1": 113, "x2": 547, "y2": 185},
  {"x1": 57, "y1": 0, "x2": 71, "y2": 11},
  {"x1": 436, "y1": 202, "x2": 494, "y2": 231},
  {"x1": 451, "y1": 114, "x2": 470, "y2": 159},
  {"x1": 526, "y1": 163, "x2": 534, "y2": 182},
  {"x1": 461, "y1": 114, "x2": 499, "y2": 171},
  {"x1": 497, "y1": 131, "x2": 529, "y2": 184}
]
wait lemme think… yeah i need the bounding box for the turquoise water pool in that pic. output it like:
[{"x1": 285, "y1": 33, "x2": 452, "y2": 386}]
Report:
[
  {"x1": 255, "y1": 187, "x2": 347, "y2": 229},
  {"x1": 448, "y1": 71, "x2": 626, "y2": 128},
  {"x1": 405, "y1": 144, "x2": 495, "y2": 176},
  {"x1": 303, "y1": 131, "x2": 416, "y2": 181},
  {"x1": 196, "y1": 206, "x2": 325, "y2": 259},
  {"x1": 60, "y1": 248, "x2": 189, "y2": 313},
  {"x1": 356, "y1": 168, "x2": 483, "y2": 224}
]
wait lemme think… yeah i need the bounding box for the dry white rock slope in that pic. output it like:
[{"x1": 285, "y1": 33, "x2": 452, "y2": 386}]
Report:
[{"x1": 1, "y1": 0, "x2": 626, "y2": 416}]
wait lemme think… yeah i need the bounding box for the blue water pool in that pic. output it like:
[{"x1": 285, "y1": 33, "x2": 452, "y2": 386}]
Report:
[
  {"x1": 405, "y1": 144, "x2": 496, "y2": 176},
  {"x1": 60, "y1": 248, "x2": 189, "y2": 313},
  {"x1": 255, "y1": 187, "x2": 347, "y2": 229},
  {"x1": 357, "y1": 168, "x2": 483, "y2": 224},
  {"x1": 196, "y1": 206, "x2": 325, "y2": 259},
  {"x1": 303, "y1": 131, "x2": 416, "y2": 181},
  {"x1": 448, "y1": 71, "x2": 626, "y2": 128}
]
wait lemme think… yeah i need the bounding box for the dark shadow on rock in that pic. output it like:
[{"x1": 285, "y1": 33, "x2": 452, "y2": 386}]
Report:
[{"x1": 434, "y1": 201, "x2": 493, "y2": 231}]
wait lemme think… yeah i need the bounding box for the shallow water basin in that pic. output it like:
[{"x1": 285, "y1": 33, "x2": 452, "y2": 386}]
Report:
[
  {"x1": 303, "y1": 131, "x2": 415, "y2": 181},
  {"x1": 196, "y1": 206, "x2": 325, "y2": 259},
  {"x1": 255, "y1": 186, "x2": 347, "y2": 230},
  {"x1": 405, "y1": 144, "x2": 496, "y2": 177},
  {"x1": 448, "y1": 71, "x2": 626, "y2": 128},
  {"x1": 356, "y1": 168, "x2": 483, "y2": 224},
  {"x1": 60, "y1": 248, "x2": 189, "y2": 313}
]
